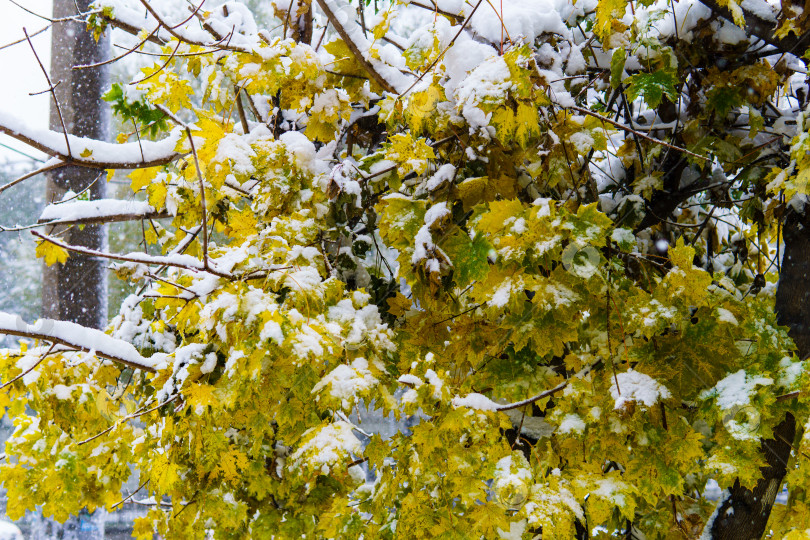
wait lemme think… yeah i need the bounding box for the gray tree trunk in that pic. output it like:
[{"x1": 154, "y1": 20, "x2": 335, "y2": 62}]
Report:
[
  {"x1": 708, "y1": 208, "x2": 807, "y2": 539},
  {"x1": 42, "y1": 0, "x2": 110, "y2": 329}
]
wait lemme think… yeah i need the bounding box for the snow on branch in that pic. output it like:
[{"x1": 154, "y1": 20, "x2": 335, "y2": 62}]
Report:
[
  {"x1": 0, "y1": 312, "x2": 158, "y2": 372},
  {"x1": 38, "y1": 199, "x2": 167, "y2": 226},
  {"x1": 450, "y1": 363, "x2": 599, "y2": 412},
  {"x1": 92, "y1": 0, "x2": 258, "y2": 52},
  {"x1": 0, "y1": 110, "x2": 181, "y2": 169},
  {"x1": 314, "y1": 0, "x2": 408, "y2": 94},
  {"x1": 699, "y1": 0, "x2": 810, "y2": 55}
]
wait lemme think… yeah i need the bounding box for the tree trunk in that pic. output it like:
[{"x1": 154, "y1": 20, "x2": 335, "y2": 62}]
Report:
[
  {"x1": 42, "y1": 0, "x2": 110, "y2": 329},
  {"x1": 708, "y1": 207, "x2": 808, "y2": 538}
]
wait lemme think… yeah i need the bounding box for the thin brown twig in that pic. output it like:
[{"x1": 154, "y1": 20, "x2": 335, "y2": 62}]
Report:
[
  {"x1": 184, "y1": 128, "x2": 210, "y2": 270},
  {"x1": 408, "y1": 1, "x2": 463, "y2": 22},
  {"x1": 0, "y1": 344, "x2": 57, "y2": 391},
  {"x1": 234, "y1": 85, "x2": 250, "y2": 134},
  {"x1": 566, "y1": 104, "x2": 711, "y2": 162},
  {"x1": 0, "y1": 160, "x2": 67, "y2": 195},
  {"x1": 139, "y1": 0, "x2": 246, "y2": 52},
  {"x1": 24, "y1": 28, "x2": 71, "y2": 158},
  {"x1": 496, "y1": 363, "x2": 598, "y2": 412},
  {"x1": 398, "y1": 0, "x2": 485, "y2": 97},
  {"x1": 130, "y1": 39, "x2": 183, "y2": 85},
  {"x1": 8, "y1": 0, "x2": 94, "y2": 23},
  {"x1": 78, "y1": 396, "x2": 178, "y2": 446},
  {"x1": 0, "y1": 25, "x2": 50, "y2": 52},
  {"x1": 31, "y1": 230, "x2": 232, "y2": 279},
  {"x1": 112, "y1": 480, "x2": 149, "y2": 510},
  {"x1": 131, "y1": 118, "x2": 146, "y2": 162},
  {"x1": 314, "y1": 0, "x2": 396, "y2": 93},
  {"x1": 74, "y1": 26, "x2": 160, "y2": 70}
]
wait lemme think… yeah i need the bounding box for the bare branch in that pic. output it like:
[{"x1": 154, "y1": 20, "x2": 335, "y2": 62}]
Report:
[
  {"x1": 73, "y1": 26, "x2": 160, "y2": 70},
  {"x1": 32, "y1": 230, "x2": 233, "y2": 279},
  {"x1": 566, "y1": 104, "x2": 712, "y2": 162},
  {"x1": 24, "y1": 28, "x2": 71, "y2": 158},
  {"x1": 0, "y1": 25, "x2": 50, "y2": 52},
  {"x1": 0, "y1": 159, "x2": 67, "y2": 195},
  {"x1": 138, "y1": 0, "x2": 247, "y2": 52}
]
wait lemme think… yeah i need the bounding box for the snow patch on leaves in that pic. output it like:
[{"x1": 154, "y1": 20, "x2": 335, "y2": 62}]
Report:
[{"x1": 610, "y1": 369, "x2": 672, "y2": 410}]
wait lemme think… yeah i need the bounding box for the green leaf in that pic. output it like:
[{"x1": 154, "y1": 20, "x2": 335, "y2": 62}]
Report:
[
  {"x1": 441, "y1": 230, "x2": 491, "y2": 286},
  {"x1": 625, "y1": 69, "x2": 678, "y2": 108},
  {"x1": 610, "y1": 49, "x2": 626, "y2": 89}
]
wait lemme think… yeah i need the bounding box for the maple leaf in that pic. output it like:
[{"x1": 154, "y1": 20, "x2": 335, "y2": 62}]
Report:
[
  {"x1": 625, "y1": 69, "x2": 679, "y2": 108},
  {"x1": 35, "y1": 241, "x2": 69, "y2": 266},
  {"x1": 216, "y1": 449, "x2": 250, "y2": 482}
]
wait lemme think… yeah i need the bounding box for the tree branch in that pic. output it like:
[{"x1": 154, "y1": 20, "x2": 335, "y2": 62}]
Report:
[
  {"x1": 32, "y1": 230, "x2": 233, "y2": 279},
  {"x1": 699, "y1": 0, "x2": 810, "y2": 56},
  {"x1": 314, "y1": 0, "x2": 397, "y2": 93},
  {"x1": 0, "y1": 113, "x2": 181, "y2": 169},
  {"x1": 0, "y1": 312, "x2": 157, "y2": 373}
]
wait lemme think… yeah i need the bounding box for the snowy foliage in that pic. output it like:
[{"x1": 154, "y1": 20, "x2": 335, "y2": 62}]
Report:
[{"x1": 0, "y1": 0, "x2": 808, "y2": 538}]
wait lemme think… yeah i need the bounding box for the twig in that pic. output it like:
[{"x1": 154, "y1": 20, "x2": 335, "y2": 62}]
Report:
[
  {"x1": 78, "y1": 396, "x2": 178, "y2": 446},
  {"x1": 184, "y1": 128, "x2": 210, "y2": 270},
  {"x1": 24, "y1": 28, "x2": 71, "y2": 158},
  {"x1": 0, "y1": 160, "x2": 67, "y2": 196},
  {"x1": 0, "y1": 25, "x2": 50, "y2": 52},
  {"x1": 398, "y1": 0, "x2": 485, "y2": 97},
  {"x1": 32, "y1": 230, "x2": 232, "y2": 279},
  {"x1": 138, "y1": 0, "x2": 247, "y2": 52},
  {"x1": 112, "y1": 480, "x2": 149, "y2": 510},
  {"x1": 496, "y1": 363, "x2": 597, "y2": 412},
  {"x1": 566, "y1": 104, "x2": 711, "y2": 162},
  {"x1": 0, "y1": 344, "x2": 57, "y2": 391},
  {"x1": 234, "y1": 85, "x2": 250, "y2": 134},
  {"x1": 130, "y1": 39, "x2": 182, "y2": 85},
  {"x1": 74, "y1": 27, "x2": 160, "y2": 70}
]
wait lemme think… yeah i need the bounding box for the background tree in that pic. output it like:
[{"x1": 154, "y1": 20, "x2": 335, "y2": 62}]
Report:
[{"x1": 42, "y1": 0, "x2": 111, "y2": 329}]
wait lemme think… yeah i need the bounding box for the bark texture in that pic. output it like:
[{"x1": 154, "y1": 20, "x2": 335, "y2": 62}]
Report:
[
  {"x1": 709, "y1": 208, "x2": 808, "y2": 538},
  {"x1": 42, "y1": 0, "x2": 110, "y2": 329}
]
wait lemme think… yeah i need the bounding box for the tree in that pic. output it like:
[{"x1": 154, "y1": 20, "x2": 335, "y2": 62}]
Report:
[{"x1": 0, "y1": 0, "x2": 808, "y2": 538}]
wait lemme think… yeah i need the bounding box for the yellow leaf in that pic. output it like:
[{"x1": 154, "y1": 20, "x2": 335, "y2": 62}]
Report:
[
  {"x1": 132, "y1": 517, "x2": 155, "y2": 540},
  {"x1": 407, "y1": 84, "x2": 443, "y2": 133},
  {"x1": 147, "y1": 182, "x2": 167, "y2": 209},
  {"x1": 386, "y1": 293, "x2": 411, "y2": 317},
  {"x1": 226, "y1": 208, "x2": 258, "y2": 243},
  {"x1": 129, "y1": 166, "x2": 161, "y2": 192},
  {"x1": 514, "y1": 101, "x2": 540, "y2": 147},
  {"x1": 216, "y1": 449, "x2": 249, "y2": 481},
  {"x1": 95, "y1": 388, "x2": 121, "y2": 421},
  {"x1": 719, "y1": 0, "x2": 746, "y2": 26},
  {"x1": 35, "y1": 241, "x2": 69, "y2": 266},
  {"x1": 80, "y1": 148, "x2": 93, "y2": 158},
  {"x1": 185, "y1": 382, "x2": 218, "y2": 413},
  {"x1": 457, "y1": 176, "x2": 490, "y2": 210},
  {"x1": 152, "y1": 453, "x2": 180, "y2": 493},
  {"x1": 595, "y1": 0, "x2": 627, "y2": 40}
]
